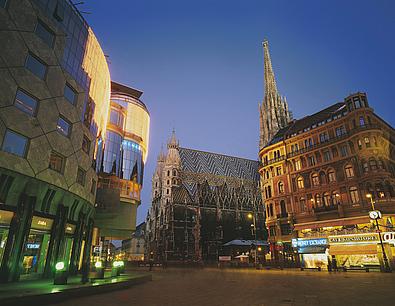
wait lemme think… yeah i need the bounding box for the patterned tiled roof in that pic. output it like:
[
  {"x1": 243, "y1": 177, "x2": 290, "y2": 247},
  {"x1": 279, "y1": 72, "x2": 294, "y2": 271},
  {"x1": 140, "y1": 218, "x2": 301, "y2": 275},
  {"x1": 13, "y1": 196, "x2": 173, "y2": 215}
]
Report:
[{"x1": 178, "y1": 148, "x2": 260, "y2": 182}]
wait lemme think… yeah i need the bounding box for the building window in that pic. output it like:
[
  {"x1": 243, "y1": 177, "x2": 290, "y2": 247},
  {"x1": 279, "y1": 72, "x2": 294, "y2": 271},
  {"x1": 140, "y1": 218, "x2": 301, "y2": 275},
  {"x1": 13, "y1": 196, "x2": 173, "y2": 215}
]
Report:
[
  {"x1": 297, "y1": 177, "x2": 304, "y2": 189},
  {"x1": 53, "y1": 0, "x2": 65, "y2": 21},
  {"x1": 378, "y1": 158, "x2": 385, "y2": 170},
  {"x1": 340, "y1": 145, "x2": 348, "y2": 157},
  {"x1": 319, "y1": 132, "x2": 329, "y2": 143},
  {"x1": 91, "y1": 179, "x2": 96, "y2": 194},
  {"x1": 295, "y1": 159, "x2": 302, "y2": 171},
  {"x1": 35, "y1": 20, "x2": 55, "y2": 47},
  {"x1": 307, "y1": 155, "x2": 315, "y2": 167},
  {"x1": 312, "y1": 173, "x2": 320, "y2": 186},
  {"x1": 335, "y1": 126, "x2": 346, "y2": 137},
  {"x1": 166, "y1": 189, "x2": 169, "y2": 195},
  {"x1": 49, "y1": 152, "x2": 64, "y2": 173},
  {"x1": 315, "y1": 194, "x2": 321, "y2": 207},
  {"x1": 349, "y1": 187, "x2": 359, "y2": 204},
  {"x1": 357, "y1": 139, "x2": 362, "y2": 150},
  {"x1": 167, "y1": 170, "x2": 170, "y2": 176},
  {"x1": 364, "y1": 137, "x2": 370, "y2": 148},
  {"x1": 276, "y1": 166, "x2": 282, "y2": 176},
  {"x1": 345, "y1": 165, "x2": 354, "y2": 178},
  {"x1": 1, "y1": 130, "x2": 28, "y2": 157},
  {"x1": 280, "y1": 224, "x2": 291, "y2": 235},
  {"x1": 323, "y1": 192, "x2": 331, "y2": 206},
  {"x1": 278, "y1": 181, "x2": 284, "y2": 193},
  {"x1": 359, "y1": 116, "x2": 365, "y2": 127},
  {"x1": 76, "y1": 167, "x2": 86, "y2": 185},
  {"x1": 369, "y1": 158, "x2": 377, "y2": 171},
  {"x1": 362, "y1": 160, "x2": 369, "y2": 173},
  {"x1": 167, "y1": 180, "x2": 170, "y2": 185},
  {"x1": 109, "y1": 109, "x2": 124, "y2": 128},
  {"x1": 0, "y1": 0, "x2": 8, "y2": 8},
  {"x1": 269, "y1": 226, "x2": 276, "y2": 237},
  {"x1": 173, "y1": 169, "x2": 177, "y2": 176},
  {"x1": 328, "y1": 169, "x2": 336, "y2": 182},
  {"x1": 57, "y1": 117, "x2": 71, "y2": 137},
  {"x1": 64, "y1": 83, "x2": 77, "y2": 105},
  {"x1": 82, "y1": 135, "x2": 91, "y2": 154},
  {"x1": 299, "y1": 197, "x2": 306, "y2": 212},
  {"x1": 323, "y1": 150, "x2": 331, "y2": 162},
  {"x1": 14, "y1": 89, "x2": 38, "y2": 116},
  {"x1": 25, "y1": 53, "x2": 47, "y2": 79}
]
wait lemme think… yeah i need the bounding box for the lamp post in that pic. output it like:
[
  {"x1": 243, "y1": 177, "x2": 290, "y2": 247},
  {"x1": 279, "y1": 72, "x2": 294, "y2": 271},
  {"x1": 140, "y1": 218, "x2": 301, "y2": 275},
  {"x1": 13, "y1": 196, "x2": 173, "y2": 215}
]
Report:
[
  {"x1": 247, "y1": 213, "x2": 258, "y2": 267},
  {"x1": 366, "y1": 193, "x2": 391, "y2": 272}
]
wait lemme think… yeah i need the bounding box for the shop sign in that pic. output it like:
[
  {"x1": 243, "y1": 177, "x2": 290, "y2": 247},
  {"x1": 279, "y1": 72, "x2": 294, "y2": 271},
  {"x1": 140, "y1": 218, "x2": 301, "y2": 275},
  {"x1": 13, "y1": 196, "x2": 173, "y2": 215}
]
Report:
[
  {"x1": 328, "y1": 233, "x2": 378, "y2": 244},
  {"x1": 31, "y1": 216, "x2": 53, "y2": 231},
  {"x1": 218, "y1": 256, "x2": 231, "y2": 261},
  {"x1": 65, "y1": 223, "x2": 76, "y2": 235},
  {"x1": 0, "y1": 210, "x2": 14, "y2": 225},
  {"x1": 382, "y1": 232, "x2": 395, "y2": 245},
  {"x1": 26, "y1": 243, "x2": 40, "y2": 249},
  {"x1": 292, "y1": 238, "x2": 328, "y2": 254}
]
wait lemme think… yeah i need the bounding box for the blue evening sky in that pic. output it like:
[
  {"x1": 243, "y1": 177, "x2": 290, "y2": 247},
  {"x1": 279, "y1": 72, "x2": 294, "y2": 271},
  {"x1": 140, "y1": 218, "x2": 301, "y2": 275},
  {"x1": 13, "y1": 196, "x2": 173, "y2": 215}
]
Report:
[{"x1": 84, "y1": 0, "x2": 395, "y2": 224}]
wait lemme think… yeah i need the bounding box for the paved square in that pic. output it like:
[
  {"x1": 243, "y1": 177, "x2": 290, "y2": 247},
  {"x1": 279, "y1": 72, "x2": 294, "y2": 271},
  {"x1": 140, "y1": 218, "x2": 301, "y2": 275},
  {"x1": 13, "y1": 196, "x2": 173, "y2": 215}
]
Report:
[{"x1": 49, "y1": 268, "x2": 395, "y2": 306}]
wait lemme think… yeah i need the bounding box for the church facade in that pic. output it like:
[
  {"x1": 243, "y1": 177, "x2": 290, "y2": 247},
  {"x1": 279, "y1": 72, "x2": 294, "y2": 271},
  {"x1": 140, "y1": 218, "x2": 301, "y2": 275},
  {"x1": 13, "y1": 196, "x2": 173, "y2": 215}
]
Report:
[{"x1": 145, "y1": 133, "x2": 264, "y2": 263}]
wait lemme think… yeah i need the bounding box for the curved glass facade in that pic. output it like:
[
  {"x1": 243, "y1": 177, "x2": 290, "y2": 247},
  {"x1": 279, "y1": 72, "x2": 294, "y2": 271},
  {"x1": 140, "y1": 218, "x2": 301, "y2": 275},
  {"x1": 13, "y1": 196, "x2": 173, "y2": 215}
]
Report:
[
  {"x1": 103, "y1": 131, "x2": 122, "y2": 175},
  {"x1": 122, "y1": 139, "x2": 143, "y2": 184}
]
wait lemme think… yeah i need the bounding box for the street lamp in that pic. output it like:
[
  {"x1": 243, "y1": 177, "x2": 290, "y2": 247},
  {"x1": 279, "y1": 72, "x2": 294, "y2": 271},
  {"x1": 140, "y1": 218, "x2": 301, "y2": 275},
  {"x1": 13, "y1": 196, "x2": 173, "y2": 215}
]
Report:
[
  {"x1": 248, "y1": 213, "x2": 258, "y2": 267},
  {"x1": 366, "y1": 193, "x2": 391, "y2": 272}
]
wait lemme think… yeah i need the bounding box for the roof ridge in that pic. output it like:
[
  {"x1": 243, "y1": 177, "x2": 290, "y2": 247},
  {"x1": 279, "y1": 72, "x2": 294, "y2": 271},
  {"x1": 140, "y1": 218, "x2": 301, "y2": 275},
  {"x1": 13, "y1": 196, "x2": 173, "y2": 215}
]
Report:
[{"x1": 179, "y1": 147, "x2": 259, "y2": 163}]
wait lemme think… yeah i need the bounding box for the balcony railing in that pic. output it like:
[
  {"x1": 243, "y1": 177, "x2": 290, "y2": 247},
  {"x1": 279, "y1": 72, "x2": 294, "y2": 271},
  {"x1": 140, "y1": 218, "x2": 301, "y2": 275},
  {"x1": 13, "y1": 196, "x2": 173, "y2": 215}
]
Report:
[{"x1": 312, "y1": 204, "x2": 339, "y2": 213}]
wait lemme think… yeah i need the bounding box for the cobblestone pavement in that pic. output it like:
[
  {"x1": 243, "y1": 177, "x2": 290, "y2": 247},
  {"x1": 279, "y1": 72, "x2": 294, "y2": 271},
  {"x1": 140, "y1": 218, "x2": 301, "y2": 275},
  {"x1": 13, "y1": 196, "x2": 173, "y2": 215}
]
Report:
[{"x1": 50, "y1": 267, "x2": 395, "y2": 306}]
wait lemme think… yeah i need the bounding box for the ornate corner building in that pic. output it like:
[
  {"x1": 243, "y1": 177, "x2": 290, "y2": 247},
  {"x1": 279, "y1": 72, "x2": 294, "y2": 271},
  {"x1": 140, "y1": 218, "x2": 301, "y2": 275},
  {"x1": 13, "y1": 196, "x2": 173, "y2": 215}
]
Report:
[
  {"x1": 259, "y1": 41, "x2": 395, "y2": 270},
  {"x1": 145, "y1": 132, "x2": 264, "y2": 263}
]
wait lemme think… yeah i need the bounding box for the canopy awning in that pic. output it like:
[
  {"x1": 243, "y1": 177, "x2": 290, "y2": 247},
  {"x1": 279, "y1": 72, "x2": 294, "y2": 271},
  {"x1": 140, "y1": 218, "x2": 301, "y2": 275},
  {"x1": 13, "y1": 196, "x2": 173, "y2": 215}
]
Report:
[{"x1": 223, "y1": 239, "x2": 269, "y2": 247}]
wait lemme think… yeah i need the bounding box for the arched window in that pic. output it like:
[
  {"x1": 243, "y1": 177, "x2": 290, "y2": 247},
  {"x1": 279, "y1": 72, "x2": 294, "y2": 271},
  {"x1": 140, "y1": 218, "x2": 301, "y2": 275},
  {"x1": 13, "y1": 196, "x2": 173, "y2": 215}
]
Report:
[
  {"x1": 297, "y1": 177, "x2": 304, "y2": 189},
  {"x1": 173, "y1": 169, "x2": 177, "y2": 176},
  {"x1": 167, "y1": 170, "x2": 170, "y2": 176},
  {"x1": 323, "y1": 192, "x2": 331, "y2": 206},
  {"x1": 312, "y1": 173, "x2": 320, "y2": 186},
  {"x1": 345, "y1": 164, "x2": 354, "y2": 178},
  {"x1": 376, "y1": 183, "x2": 385, "y2": 199},
  {"x1": 328, "y1": 169, "x2": 336, "y2": 182},
  {"x1": 266, "y1": 171, "x2": 270, "y2": 179},
  {"x1": 278, "y1": 181, "x2": 285, "y2": 194},
  {"x1": 357, "y1": 139, "x2": 362, "y2": 150},
  {"x1": 349, "y1": 187, "x2": 359, "y2": 204},
  {"x1": 369, "y1": 158, "x2": 377, "y2": 171},
  {"x1": 359, "y1": 116, "x2": 365, "y2": 126},
  {"x1": 172, "y1": 178, "x2": 176, "y2": 184},
  {"x1": 269, "y1": 204, "x2": 274, "y2": 217},
  {"x1": 332, "y1": 191, "x2": 340, "y2": 205},
  {"x1": 361, "y1": 160, "x2": 369, "y2": 173},
  {"x1": 167, "y1": 180, "x2": 170, "y2": 185},
  {"x1": 295, "y1": 159, "x2": 302, "y2": 171}
]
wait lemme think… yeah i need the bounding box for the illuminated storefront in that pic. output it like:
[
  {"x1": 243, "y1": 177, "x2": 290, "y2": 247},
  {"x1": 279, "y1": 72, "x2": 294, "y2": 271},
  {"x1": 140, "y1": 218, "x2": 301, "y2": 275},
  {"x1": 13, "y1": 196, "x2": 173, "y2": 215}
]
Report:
[
  {"x1": 292, "y1": 238, "x2": 329, "y2": 269},
  {"x1": 328, "y1": 233, "x2": 387, "y2": 268}
]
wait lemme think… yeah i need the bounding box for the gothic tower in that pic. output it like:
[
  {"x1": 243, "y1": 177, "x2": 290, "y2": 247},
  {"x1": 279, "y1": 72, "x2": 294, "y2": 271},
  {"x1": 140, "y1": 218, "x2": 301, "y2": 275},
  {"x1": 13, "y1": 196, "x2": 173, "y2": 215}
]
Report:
[
  {"x1": 259, "y1": 40, "x2": 292, "y2": 148},
  {"x1": 162, "y1": 130, "x2": 181, "y2": 202}
]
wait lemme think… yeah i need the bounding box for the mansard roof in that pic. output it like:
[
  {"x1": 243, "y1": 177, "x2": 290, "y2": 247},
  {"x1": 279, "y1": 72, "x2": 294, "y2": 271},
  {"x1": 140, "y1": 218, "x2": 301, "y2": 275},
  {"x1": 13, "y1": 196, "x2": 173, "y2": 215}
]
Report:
[
  {"x1": 178, "y1": 147, "x2": 260, "y2": 182},
  {"x1": 266, "y1": 102, "x2": 346, "y2": 147}
]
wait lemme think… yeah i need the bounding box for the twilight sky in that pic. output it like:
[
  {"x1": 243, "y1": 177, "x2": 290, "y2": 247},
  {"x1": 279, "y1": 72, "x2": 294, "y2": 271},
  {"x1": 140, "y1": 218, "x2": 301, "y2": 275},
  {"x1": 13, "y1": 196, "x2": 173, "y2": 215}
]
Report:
[{"x1": 84, "y1": 0, "x2": 395, "y2": 224}]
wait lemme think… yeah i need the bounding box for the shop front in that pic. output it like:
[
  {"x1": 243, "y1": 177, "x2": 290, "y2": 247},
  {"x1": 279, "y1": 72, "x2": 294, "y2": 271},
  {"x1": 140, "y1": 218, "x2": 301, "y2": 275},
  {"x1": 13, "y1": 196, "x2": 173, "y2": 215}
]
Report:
[
  {"x1": 328, "y1": 233, "x2": 382, "y2": 269},
  {"x1": 0, "y1": 210, "x2": 14, "y2": 267},
  {"x1": 21, "y1": 216, "x2": 53, "y2": 277},
  {"x1": 292, "y1": 238, "x2": 329, "y2": 270}
]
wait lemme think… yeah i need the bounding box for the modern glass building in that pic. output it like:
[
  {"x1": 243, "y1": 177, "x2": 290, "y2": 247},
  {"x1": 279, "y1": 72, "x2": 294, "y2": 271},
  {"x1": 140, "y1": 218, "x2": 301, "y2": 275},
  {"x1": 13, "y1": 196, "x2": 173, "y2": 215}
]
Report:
[
  {"x1": 0, "y1": 0, "x2": 110, "y2": 282},
  {"x1": 95, "y1": 82, "x2": 150, "y2": 240}
]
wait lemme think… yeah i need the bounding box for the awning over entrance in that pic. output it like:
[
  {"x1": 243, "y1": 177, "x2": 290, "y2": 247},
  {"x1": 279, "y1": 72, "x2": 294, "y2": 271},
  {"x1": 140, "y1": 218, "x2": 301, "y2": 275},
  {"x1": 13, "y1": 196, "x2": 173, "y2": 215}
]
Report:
[
  {"x1": 329, "y1": 244, "x2": 377, "y2": 255},
  {"x1": 294, "y1": 216, "x2": 371, "y2": 231}
]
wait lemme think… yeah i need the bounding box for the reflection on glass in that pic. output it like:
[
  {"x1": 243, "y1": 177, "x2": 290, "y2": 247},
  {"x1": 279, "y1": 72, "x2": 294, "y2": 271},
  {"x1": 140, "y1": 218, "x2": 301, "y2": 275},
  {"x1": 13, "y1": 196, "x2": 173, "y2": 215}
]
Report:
[
  {"x1": 1, "y1": 130, "x2": 28, "y2": 157},
  {"x1": 15, "y1": 89, "x2": 38, "y2": 116}
]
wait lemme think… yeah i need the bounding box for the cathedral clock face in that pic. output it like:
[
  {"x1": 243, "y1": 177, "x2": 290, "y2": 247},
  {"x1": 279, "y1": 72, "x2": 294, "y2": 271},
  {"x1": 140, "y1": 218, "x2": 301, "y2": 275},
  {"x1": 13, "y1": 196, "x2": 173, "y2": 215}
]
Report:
[{"x1": 369, "y1": 210, "x2": 381, "y2": 220}]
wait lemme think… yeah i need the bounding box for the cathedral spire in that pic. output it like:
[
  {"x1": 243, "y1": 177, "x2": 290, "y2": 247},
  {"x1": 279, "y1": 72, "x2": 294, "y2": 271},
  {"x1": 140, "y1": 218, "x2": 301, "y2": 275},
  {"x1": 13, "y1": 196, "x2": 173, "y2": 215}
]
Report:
[
  {"x1": 259, "y1": 40, "x2": 292, "y2": 149},
  {"x1": 263, "y1": 40, "x2": 278, "y2": 97}
]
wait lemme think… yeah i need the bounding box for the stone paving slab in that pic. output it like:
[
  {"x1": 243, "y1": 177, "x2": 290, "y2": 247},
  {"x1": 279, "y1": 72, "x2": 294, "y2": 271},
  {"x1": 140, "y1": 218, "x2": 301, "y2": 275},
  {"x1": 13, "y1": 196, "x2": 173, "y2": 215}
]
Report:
[{"x1": 0, "y1": 272, "x2": 152, "y2": 306}]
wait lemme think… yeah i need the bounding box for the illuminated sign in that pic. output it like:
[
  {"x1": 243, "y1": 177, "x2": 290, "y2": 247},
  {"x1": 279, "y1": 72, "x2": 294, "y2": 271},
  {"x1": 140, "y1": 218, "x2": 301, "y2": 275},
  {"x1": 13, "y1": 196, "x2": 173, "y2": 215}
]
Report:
[
  {"x1": 37, "y1": 220, "x2": 47, "y2": 226},
  {"x1": 31, "y1": 216, "x2": 53, "y2": 230},
  {"x1": 382, "y1": 232, "x2": 395, "y2": 245},
  {"x1": 26, "y1": 243, "x2": 40, "y2": 249},
  {"x1": 65, "y1": 224, "x2": 76, "y2": 234},
  {"x1": 292, "y1": 238, "x2": 328, "y2": 254},
  {"x1": 328, "y1": 233, "x2": 378, "y2": 244},
  {"x1": 0, "y1": 210, "x2": 14, "y2": 225}
]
